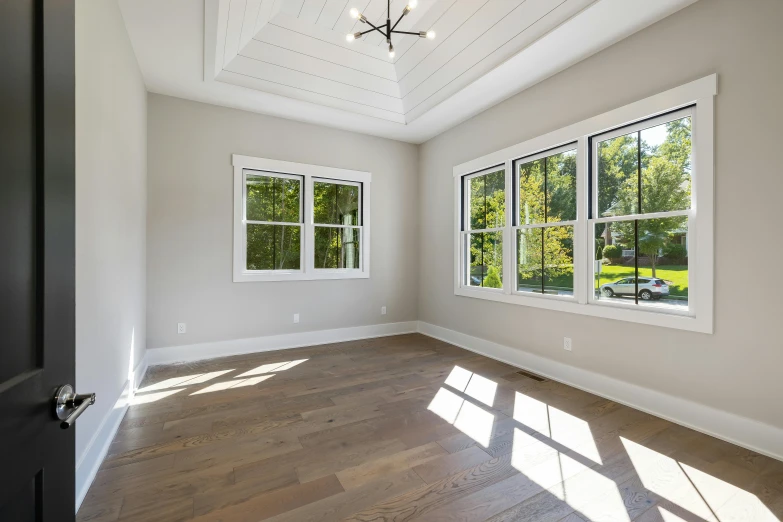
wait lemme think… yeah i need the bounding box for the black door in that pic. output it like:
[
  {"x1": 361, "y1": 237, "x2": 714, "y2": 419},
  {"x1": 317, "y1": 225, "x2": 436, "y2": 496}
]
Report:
[{"x1": 0, "y1": 0, "x2": 76, "y2": 520}]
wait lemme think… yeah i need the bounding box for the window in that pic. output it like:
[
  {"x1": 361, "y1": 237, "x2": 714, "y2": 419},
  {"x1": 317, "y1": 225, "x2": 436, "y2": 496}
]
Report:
[
  {"x1": 515, "y1": 145, "x2": 577, "y2": 297},
  {"x1": 233, "y1": 155, "x2": 371, "y2": 282},
  {"x1": 592, "y1": 109, "x2": 692, "y2": 311},
  {"x1": 245, "y1": 172, "x2": 303, "y2": 271},
  {"x1": 462, "y1": 168, "x2": 505, "y2": 289},
  {"x1": 313, "y1": 180, "x2": 362, "y2": 270},
  {"x1": 453, "y1": 75, "x2": 715, "y2": 333}
]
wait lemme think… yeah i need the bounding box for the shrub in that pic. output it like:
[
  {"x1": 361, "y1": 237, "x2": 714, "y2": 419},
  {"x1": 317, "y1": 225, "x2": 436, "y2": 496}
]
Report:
[
  {"x1": 603, "y1": 244, "x2": 622, "y2": 260},
  {"x1": 595, "y1": 241, "x2": 603, "y2": 261},
  {"x1": 664, "y1": 244, "x2": 688, "y2": 261},
  {"x1": 483, "y1": 266, "x2": 502, "y2": 288}
]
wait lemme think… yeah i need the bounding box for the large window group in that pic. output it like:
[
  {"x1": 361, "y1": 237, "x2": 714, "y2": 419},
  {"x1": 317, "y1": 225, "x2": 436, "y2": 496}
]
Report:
[{"x1": 453, "y1": 77, "x2": 715, "y2": 333}]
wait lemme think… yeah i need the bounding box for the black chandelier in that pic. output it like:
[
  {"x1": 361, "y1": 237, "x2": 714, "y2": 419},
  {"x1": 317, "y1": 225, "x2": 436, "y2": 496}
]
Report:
[{"x1": 346, "y1": 0, "x2": 435, "y2": 59}]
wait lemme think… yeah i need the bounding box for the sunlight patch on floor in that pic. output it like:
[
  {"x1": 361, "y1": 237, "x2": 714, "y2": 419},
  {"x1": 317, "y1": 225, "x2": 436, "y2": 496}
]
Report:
[
  {"x1": 682, "y1": 460, "x2": 779, "y2": 521},
  {"x1": 137, "y1": 370, "x2": 234, "y2": 393},
  {"x1": 622, "y1": 438, "x2": 725, "y2": 521},
  {"x1": 453, "y1": 400, "x2": 494, "y2": 447},
  {"x1": 131, "y1": 389, "x2": 182, "y2": 404},
  {"x1": 190, "y1": 375, "x2": 274, "y2": 395},
  {"x1": 236, "y1": 359, "x2": 308, "y2": 378},
  {"x1": 464, "y1": 373, "x2": 498, "y2": 407},
  {"x1": 428, "y1": 386, "x2": 495, "y2": 447},
  {"x1": 443, "y1": 366, "x2": 497, "y2": 407},
  {"x1": 511, "y1": 427, "x2": 629, "y2": 520},
  {"x1": 444, "y1": 366, "x2": 473, "y2": 392},
  {"x1": 513, "y1": 391, "x2": 602, "y2": 464}
]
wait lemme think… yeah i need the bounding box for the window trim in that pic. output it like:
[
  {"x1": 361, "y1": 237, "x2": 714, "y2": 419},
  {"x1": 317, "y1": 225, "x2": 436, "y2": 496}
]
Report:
[
  {"x1": 452, "y1": 75, "x2": 716, "y2": 333},
  {"x1": 233, "y1": 155, "x2": 371, "y2": 282}
]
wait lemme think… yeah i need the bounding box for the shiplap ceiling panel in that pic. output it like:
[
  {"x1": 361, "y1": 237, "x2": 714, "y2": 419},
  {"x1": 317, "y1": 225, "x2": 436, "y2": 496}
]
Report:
[
  {"x1": 397, "y1": 0, "x2": 524, "y2": 98},
  {"x1": 241, "y1": 39, "x2": 401, "y2": 97},
  {"x1": 96, "y1": 0, "x2": 692, "y2": 138},
  {"x1": 253, "y1": 23, "x2": 398, "y2": 80},
  {"x1": 403, "y1": 0, "x2": 594, "y2": 119}
]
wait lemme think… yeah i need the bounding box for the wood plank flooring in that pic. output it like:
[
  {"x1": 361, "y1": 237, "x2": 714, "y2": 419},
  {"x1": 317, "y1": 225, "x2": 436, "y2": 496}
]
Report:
[{"x1": 78, "y1": 333, "x2": 783, "y2": 522}]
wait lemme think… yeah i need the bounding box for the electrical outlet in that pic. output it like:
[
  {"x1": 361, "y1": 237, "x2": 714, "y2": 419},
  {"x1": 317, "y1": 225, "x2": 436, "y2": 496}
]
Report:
[
  {"x1": 563, "y1": 337, "x2": 572, "y2": 351},
  {"x1": 177, "y1": 322, "x2": 187, "y2": 334},
  {"x1": 381, "y1": 306, "x2": 387, "y2": 315},
  {"x1": 293, "y1": 313, "x2": 300, "y2": 324}
]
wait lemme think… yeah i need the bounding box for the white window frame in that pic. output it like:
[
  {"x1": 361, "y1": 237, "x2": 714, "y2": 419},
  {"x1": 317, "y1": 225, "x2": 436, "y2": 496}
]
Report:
[
  {"x1": 453, "y1": 75, "x2": 715, "y2": 333},
  {"x1": 512, "y1": 143, "x2": 580, "y2": 302},
  {"x1": 460, "y1": 166, "x2": 507, "y2": 292},
  {"x1": 233, "y1": 154, "x2": 371, "y2": 282}
]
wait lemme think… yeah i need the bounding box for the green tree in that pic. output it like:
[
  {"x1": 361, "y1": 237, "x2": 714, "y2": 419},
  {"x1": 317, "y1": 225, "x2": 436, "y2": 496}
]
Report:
[
  {"x1": 612, "y1": 119, "x2": 691, "y2": 277},
  {"x1": 483, "y1": 266, "x2": 502, "y2": 289},
  {"x1": 469, "y1": 170, "x2": 505, "y2": 286}
]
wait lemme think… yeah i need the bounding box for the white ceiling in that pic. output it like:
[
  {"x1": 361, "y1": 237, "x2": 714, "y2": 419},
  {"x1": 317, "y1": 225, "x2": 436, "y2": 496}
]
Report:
[{"x1": 118, "y1": 0, "x2": 697, "y2": 143}]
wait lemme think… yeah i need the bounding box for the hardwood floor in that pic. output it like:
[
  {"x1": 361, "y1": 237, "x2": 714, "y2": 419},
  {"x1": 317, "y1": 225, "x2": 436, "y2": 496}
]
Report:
[{"x1": 77, "y1": 334, "x2": 783, "y2": 522}]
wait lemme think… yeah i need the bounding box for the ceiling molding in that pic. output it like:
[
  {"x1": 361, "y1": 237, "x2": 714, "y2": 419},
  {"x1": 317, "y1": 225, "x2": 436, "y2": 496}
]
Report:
[{"x1": 120, "y1": 0, "x2": 699, "y2": 143}]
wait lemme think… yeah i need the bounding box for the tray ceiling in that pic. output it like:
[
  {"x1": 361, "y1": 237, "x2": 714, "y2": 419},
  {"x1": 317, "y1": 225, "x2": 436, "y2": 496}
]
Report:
[
  {"x1": 209, "y1": 0, "x2": 596, "y2": 124},
  {"x1": 119, "y1": 0, "x2": 698, "y2": 143}
]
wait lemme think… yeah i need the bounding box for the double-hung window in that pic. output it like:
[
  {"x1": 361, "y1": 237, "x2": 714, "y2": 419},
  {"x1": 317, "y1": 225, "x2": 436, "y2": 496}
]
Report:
[
  {"x1": 453, "y1": 76, "x2": 715, "y2": 333},
  {"x1": 590, "y1": 108, "x2": 693, "y2": 311},
  {"x1": 515, "y1": 145, "x2": 577, "y2": 297},
  {"x1": 462, "y1": 168, "x2": 506, "y2": 289},
  {"x1": 233, "y1": 155, "x2": 371, "y2": 282}
]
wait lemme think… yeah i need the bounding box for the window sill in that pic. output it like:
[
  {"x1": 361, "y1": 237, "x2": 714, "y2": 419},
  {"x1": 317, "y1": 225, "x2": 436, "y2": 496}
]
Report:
[
  {"x1": 454, "y1": 286, "x2": 711, "y2": 334},
  {"x1": 234, "y1": 270, "x2": 370, "y2": 283}
]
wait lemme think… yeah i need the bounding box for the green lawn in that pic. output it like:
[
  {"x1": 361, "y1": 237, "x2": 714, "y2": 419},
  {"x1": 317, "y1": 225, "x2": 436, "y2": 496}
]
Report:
[
  {"x1": 515, "y1": 264, "x2": 689, "y2": 297},
  {"x1": 596, "y1": 264, "x2": 689, "y2": 296}
]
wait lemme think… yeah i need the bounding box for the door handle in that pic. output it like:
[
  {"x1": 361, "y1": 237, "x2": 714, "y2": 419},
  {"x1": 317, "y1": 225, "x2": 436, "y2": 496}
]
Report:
[{"x1": 53, "y1": 385, "x2": 96, "y2": 429}]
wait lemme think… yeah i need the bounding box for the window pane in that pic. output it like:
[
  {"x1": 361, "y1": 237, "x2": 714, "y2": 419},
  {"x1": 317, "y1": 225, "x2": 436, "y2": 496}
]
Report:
[
  {"x1": 518, "y1": 159, "x2": 545, "y2": 225},
  {"x1": 468, "y1": 232, "x2": 503, "y2": 288},
  {"x1": 246, "y1": 174, "x2": 301, "y2": 223},
  {"x1": 469, "y1": 170, "x2": 505, "y2": 230},
  {"x1": 313, "y1": 181, "x2": 360, "y2": 226},
  {"x1": 314, "y1": 226, "x2": 360, "y2": 269},
  {"x1": 545, "y1": 150, "x2": 577, "y2": 223},
  {"x1": 640, "y1": 116, "x2": 692, "y2": 213},
  {"x1": 597, "y1": 133, "x2": 639, "y2": 217},
  {"x1": 517, "y1": 228, "x2": 542, "y2": 293},
  {"x1": 637, "y1": 217, "x2": 689, "y2": 310},
  {"x1": 247, "y1": 224, "x2": 301, "y2": 270},
  {"x1": 595, "y1": 218, "x2": 688, "y2": 309},
  {"x1": 544, "y1": 226, "x2": 574, "y2": 296}
]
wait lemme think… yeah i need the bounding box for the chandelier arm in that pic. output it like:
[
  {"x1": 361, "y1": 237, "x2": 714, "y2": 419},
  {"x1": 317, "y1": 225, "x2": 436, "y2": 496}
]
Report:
[
  {"x1": 391, "y1": 11, "x2": 407, "y2": 31},
  {"x1": 391, "y1": 30, "x2": 424, "y2": 36},
  {"x1": 363, "y1": 18, "x2": 388, "y2": 38}
]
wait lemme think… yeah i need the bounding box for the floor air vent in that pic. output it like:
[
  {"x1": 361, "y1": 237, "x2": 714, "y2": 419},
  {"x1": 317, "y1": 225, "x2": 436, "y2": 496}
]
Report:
[{"x1": 515, "y1": 369, "x2": 547, "y2": 382}]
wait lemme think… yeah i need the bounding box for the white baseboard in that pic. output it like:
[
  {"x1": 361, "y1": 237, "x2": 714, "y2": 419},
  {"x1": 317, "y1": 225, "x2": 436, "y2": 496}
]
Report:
[
  {"x1": 75, "y1": 355, "x2": 149, "y2": 511},
  {"x1": 417, "y1": 321, "x2": 783, "y2": 462},
  {"x1": 146, "y1": 321, "x2": 419, "y2": 366}
]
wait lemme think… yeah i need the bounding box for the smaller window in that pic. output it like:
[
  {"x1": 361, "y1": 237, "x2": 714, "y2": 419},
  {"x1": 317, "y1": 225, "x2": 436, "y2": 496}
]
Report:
[
  {"x1": 313, "y1": 179, "x2": 362, "y2": 270},
  {"x1": 244, "y1": 171, "x2": 303, "y2": 272},
  {"x1": 233, "y1": 155, "x2": 371, "y2": 282}
]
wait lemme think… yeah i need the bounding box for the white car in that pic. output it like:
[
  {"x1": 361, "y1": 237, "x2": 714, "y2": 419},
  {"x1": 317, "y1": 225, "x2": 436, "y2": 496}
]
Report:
[{"x1": 600, "y1": 277, "x2": 670, "y2": 300}]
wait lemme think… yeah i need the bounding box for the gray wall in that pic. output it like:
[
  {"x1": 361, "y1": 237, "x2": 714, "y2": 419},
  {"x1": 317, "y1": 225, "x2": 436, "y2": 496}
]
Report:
[
  {"x1": 146, "y1": 95, "x2": 419, "y2": 349},
  {"x1": 418, "y1": 0, "x2": 783, "y2": 429},
  {"x1": 75, "y1": 0, "x2": 147, "y2": 464}
]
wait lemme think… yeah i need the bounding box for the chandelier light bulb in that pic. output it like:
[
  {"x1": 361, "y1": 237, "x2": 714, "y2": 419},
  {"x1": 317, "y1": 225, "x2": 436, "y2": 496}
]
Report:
[
  {"x1": 349, "y1": 7, "x2": 359, "y2": 19},
  {"x1": 426, "y1": 30, "x2": 436, "y2": 39},
  {"x1": 389, "y1": 49, "x2": 395, "y2": 59},
  {"x1": 408, "y1": 0, "x2": 418, "y2": 8},
  {"x1": 346, "y1": 33, "x2": 355, "y2": 41}
]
